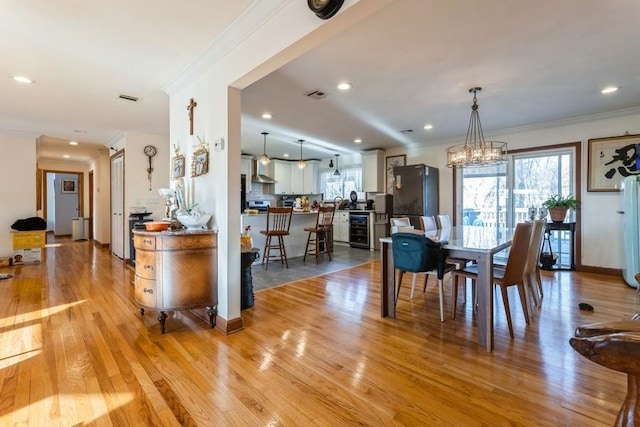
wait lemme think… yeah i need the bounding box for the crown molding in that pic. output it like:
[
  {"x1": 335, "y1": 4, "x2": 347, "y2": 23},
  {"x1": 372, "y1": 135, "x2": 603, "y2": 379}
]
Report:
[{"x1": 162, "y1": 0, "x2": 289, "y2": 96}]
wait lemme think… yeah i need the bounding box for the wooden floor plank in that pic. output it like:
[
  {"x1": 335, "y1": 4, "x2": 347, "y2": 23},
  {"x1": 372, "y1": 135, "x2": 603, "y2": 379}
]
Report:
[{"x1": 0, "y1": 237, "x2": 634, "y2": 425}]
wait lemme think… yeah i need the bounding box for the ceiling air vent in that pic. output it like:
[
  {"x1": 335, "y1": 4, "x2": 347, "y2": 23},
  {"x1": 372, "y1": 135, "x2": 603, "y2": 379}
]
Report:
[
  {"x1": 118, "y1": 93, "x2": 140, "y2": 102},
  {"x1": 305, "y1": 89, "x2": 328, "y2": 100}
]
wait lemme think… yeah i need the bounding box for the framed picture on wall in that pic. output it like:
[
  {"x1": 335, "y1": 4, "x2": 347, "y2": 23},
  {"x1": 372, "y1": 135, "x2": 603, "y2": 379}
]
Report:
[
  {"x1": 385, "y1": 154, "x2": 406, "y2": 194},
  {"x1": 191, "y1": 147, "x2": 209, "y2": 177},
  {"x1": 61, "y1": 179, "x2": 77, "y2": 193},
  {"x1": 588, "y1": 133, "x2": 640, "y2": 192},
  {"x1": 171, "y1": 154, "x2": 185, "y2": 180}
]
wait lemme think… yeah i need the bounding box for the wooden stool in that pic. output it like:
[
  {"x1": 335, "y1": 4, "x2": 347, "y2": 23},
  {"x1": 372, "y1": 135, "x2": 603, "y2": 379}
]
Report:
[
  {"x1": 304, "y1": 206, "x2": 335, "y2": 263},
  {"x1": 570, "y1": 316, "x2": 640, "y2": 425},
  {"x1": 260, "y1": 207, "x2": 293, "y2": 270}
]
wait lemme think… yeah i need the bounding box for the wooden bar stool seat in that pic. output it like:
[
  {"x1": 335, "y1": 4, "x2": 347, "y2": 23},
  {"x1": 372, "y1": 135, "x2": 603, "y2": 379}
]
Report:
[
  {"x1": 260, "y1": 207, "x2": 293, "y2": 270},
  {"x1": 304, "y1": 206, "x2": 335, "y2": 263}
]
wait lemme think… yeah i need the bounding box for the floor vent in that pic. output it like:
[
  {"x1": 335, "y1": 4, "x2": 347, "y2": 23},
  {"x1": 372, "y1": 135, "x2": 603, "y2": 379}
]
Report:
[{"x1": 305, "y1": 90, "x2": 328, "y2": 100}]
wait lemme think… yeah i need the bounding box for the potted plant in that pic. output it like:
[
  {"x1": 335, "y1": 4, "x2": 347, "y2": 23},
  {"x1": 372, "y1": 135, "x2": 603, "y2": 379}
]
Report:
[{"x1": 542, "y1": 194, "x2": 578, "y2": 223}]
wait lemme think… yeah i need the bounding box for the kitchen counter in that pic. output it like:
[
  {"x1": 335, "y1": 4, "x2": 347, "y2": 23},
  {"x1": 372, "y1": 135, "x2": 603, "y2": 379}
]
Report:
[{"x1": 241, "y1": 212, "x2": 322, "y2": 262}]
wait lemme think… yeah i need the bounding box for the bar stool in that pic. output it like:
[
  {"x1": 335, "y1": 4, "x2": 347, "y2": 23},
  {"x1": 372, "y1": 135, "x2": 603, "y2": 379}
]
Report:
[
  {"x1": 304, "y1": 206, "x2": 335, "y2": 263},
  {"x1": 260, "y1": 207, "x2": 293, "y2": 270}
]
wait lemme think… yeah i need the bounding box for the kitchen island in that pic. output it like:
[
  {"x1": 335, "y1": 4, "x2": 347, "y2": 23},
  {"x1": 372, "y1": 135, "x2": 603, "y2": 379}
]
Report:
[{"x1": 241, "y1": 211, "x2": 321, "y2": 262}]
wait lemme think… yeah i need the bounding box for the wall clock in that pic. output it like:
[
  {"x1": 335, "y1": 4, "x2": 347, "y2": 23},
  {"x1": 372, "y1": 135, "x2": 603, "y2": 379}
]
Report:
[
  {"x1": 307, "y1": 0, "x2": 344, "y2": 20},
  {"x1": 144, "y1": 145, "x2": 157, "y2": 190}
]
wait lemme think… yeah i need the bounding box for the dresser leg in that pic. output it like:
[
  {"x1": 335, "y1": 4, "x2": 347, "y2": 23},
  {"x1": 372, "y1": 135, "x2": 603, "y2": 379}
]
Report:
[
  {"x1": 158, "y1": 311, "x2": 168, "y2": 334},
  {"x1": 206, "y1": 305, "x2": 218, "y2": 328}
]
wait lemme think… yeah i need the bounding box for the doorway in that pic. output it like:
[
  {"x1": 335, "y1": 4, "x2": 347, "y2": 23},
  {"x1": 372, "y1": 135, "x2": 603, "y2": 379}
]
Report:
[{"x1": 42, "y1": 170, "x2": 84, "y2": 236}]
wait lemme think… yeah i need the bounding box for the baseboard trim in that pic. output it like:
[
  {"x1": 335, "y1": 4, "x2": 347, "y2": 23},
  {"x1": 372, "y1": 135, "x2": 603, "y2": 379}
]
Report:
[
  {"x1": 93, "y1": 240, "x2": 110, "y2": 249},
  {"x1": 215, "y1": 315, "x2": 245, "y2": 335},
  {"x1": 577, "y1": 265, "x2": 621, "y2": 276}
]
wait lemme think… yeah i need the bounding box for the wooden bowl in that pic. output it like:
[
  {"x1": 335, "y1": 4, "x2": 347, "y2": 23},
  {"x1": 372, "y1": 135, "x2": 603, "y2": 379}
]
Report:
[{"x1": 145, "y1": 221, "x2": 170, "y2": 231}]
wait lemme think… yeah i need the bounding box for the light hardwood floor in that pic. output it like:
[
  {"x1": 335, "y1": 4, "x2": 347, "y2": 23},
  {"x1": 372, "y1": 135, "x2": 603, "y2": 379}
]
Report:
[{"x1": 0, "y1": 237, "x2": 637, "y2": 425}]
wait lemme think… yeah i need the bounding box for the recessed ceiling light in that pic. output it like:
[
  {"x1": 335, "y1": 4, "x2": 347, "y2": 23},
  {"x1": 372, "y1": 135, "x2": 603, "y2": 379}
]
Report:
[
  {"x1": 601, "y1": 86, "x2": 619, "y2": 94},
  {"x1": 63, "y1": 154, "x2": 70, "y2": 159},
  {"x1": 354, "y1": 138, "x2": 362, "y2": 144},
  {"x1": 424, "y1": 124, "x2": 433, "y2": 130},
  {"x1": 337, "y1": 82, "x2": 352, "y2": 91},
  {"x1": 283, "y1": 153, "x2": 289, "y2": 157},
  {"x1": 262, "y1": 113, "x2": 272, "y2": 119},
  {"x1": 12, "y1": 75, "x2": 34, "y2": 84},
  {"x1": 69, "y1": 141, "x2": 78, "y2": 146}
]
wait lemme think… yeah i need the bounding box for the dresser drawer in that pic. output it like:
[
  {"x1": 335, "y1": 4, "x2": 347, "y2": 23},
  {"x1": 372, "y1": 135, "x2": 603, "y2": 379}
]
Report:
[
  {"x1": 133, "y1": 234, "x2": 156, "y2": 250},
  {"x1": 135, "y1": 277, "x2": 157, "y2": 308},
  {"x1": 135, "y1": 251, "x2": 157, "y2": 280}
]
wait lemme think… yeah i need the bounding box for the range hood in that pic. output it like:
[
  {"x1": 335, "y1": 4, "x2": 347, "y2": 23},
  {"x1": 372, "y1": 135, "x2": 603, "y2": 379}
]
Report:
[{"x1": 251, "y1": 160, "x2": 277, "y2": 184}]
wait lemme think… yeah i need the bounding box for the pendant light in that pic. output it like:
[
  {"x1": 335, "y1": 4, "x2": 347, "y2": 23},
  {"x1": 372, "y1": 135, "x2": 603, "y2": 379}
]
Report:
[
  {"x1": 445, "y1": 87, "x2": 508, "y2": 168},
  {"x1": 333, "y1": 154, "x2": 341, "y2": 176},
  {"x1": 259, "y1": 132, "x2": 271, "y2": 165},
  {"x1": 297, "y1": 139, "x2": 307, "y2": 169}
]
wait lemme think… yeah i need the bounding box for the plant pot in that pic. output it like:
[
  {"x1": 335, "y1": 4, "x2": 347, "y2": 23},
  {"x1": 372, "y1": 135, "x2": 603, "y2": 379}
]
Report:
[{"x1": 549, "y1": 207, "x2": 568, "y2": 223}]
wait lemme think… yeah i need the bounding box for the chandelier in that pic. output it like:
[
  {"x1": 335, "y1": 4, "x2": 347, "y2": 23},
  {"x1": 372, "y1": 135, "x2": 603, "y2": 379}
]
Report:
[{"x1": 445, "y1": 87, "x2": 507, "y2": 168}]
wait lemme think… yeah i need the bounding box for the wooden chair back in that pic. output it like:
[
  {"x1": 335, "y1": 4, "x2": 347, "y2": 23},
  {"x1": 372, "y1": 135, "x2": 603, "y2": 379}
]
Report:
[
  {"x1": 525, "y1": 220, "x2": 546, "y2": 275},
  {"x1": 265, "y1": 207, "x2": 293, "y2": 235},
  {"x1": 315, "y1": 206, "x2": 335, "y2": 230},
  {"x1": 501, "y1": 222, "x2": 533, "y2": 285}
]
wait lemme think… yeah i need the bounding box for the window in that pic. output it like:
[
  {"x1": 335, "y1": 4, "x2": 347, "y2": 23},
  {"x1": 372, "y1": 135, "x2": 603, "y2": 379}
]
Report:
[
  {"x1": 320, "y1": 165, "x2": 362, "y2": 201},
  {"x1": 459, "y1": 144, "x2": 577, "y2": 267}
]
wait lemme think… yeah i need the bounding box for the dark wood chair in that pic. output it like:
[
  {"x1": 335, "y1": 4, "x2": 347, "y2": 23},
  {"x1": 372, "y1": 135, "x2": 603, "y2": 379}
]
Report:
[
  {"x1": 304, "y1": 206, "x2": 335, "y2": 263},
  {"x1": 260, "y1": 207, "x2": 293, "y2": 270},
  {"x1": 452, "y1": 222, "x2": 533, "y2": 338}
]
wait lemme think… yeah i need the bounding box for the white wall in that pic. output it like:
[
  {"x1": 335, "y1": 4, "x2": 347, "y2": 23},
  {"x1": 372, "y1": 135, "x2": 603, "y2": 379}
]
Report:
[
  {"x1": 166, "y1": 0, "x2": 389, "y2": 323},
  {"x1": 0, "y1": 131, "x2": 38, "y2": 257},
  {"x1": 121, "y1": 131, "x2": 170, "y2": 260},
  {"x1": 90, "y1": 153, "x2": 111, "y2": 245}
]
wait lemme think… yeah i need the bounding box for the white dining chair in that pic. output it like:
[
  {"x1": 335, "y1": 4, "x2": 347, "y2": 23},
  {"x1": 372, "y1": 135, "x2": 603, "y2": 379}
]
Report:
[
  {"x1": 390, "y1": 217, "x2": 413, "y2": 234},
  {"x1": 437, "y1": 214, "x2": 452, "y2": 229},
  {"x1": 420, "y1": 216, "x2": 437, "y2": 232}
]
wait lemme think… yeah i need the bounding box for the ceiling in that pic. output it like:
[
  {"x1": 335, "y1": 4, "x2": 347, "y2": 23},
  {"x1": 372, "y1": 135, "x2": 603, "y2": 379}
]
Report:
[{"x1": 3, "y1": 0, "x2": 640, "y2": 164}]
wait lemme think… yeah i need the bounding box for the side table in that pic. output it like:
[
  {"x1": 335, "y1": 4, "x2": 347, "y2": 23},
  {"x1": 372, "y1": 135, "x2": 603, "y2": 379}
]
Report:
[{"x1": 543, "y1": 222, "x2": 576, "y2": 271}]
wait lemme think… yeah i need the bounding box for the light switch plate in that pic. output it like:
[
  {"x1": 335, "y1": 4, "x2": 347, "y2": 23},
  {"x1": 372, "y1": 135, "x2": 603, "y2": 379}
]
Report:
[{"x1": 214, "y1": 137, "x2": 225, "y2": 152}]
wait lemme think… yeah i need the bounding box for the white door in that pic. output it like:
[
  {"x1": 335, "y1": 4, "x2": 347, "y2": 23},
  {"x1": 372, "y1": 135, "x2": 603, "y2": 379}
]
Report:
[{"x1": 111, "y1": 153, "x2": 125, "y2": 259}]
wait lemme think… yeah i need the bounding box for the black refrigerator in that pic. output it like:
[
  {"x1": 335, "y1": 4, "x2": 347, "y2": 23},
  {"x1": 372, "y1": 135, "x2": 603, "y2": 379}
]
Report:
[{"x1": 392, "y1": 164, "x2": 439, "y2": 228}]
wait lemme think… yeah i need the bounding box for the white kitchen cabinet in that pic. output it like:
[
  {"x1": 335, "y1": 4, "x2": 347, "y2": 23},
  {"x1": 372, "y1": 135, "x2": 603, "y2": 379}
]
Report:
[
  {"x1": 272, "y1": 160, "x2": 292, "y2": 194},
  {"x1": 303, "y1": 160, "x2": 319, "y2": 194},
  {"x1": 240, "y1": 155, "x2": 253, "y2": 193},
  {"x1": 334, "y1": 211, "x2": 350, "y2": 242},
  {"x1": 362, "y1": 149, "x2": 385, "y2": 193},
  {"x1": 292, "y1": 160, "x2": 319, "y2": 194},
  {"x1": 290, "y1": 164, "x2": 304, "y2": 195}
]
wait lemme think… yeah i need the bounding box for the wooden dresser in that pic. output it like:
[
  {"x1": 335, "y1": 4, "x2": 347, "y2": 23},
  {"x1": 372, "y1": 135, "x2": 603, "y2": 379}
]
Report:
[{"x1": 132, "y1": 229, "x2": 218, "y2": 333}]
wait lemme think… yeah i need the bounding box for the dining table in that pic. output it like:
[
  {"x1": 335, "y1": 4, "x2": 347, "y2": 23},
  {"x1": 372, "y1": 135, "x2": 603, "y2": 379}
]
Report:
[{"x1": 379, "y1": 225, "x2": 515, "y2": 352}]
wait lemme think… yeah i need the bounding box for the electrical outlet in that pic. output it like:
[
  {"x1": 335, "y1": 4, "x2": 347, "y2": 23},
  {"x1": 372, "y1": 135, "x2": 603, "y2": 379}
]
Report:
[{"x1": 214, "y1": 137, "x2": 225, "y2": 152}]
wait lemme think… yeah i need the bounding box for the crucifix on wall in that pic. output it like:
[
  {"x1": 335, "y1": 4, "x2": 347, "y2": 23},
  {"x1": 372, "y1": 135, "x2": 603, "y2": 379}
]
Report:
[{"x1": 187, "y1": 98, "x2": 197, "y2": 135}]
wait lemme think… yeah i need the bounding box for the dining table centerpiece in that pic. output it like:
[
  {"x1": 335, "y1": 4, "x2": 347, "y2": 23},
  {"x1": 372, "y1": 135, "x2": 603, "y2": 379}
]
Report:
[{"x1": 542, "y1": 194, "x2": 578, "y2": 223}]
